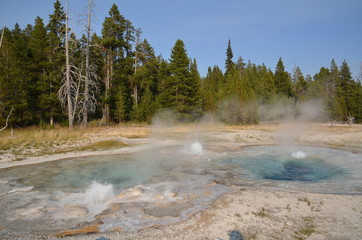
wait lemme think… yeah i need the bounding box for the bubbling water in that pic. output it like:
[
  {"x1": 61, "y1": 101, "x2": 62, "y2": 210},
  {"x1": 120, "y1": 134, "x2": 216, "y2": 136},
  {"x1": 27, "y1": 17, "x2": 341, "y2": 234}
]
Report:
[
  {"x1": 58, "y1": 181, "x2": 115, "y2": 218},
  {"x1": 84, "y1": 181, "x2": 115, "y2": 205},
  {"x1": 291, "y1": 151, "x2": 307, "y2": 159},
  {"x1": 190, "y1": 142, "x2": 203, "y2": 155}
]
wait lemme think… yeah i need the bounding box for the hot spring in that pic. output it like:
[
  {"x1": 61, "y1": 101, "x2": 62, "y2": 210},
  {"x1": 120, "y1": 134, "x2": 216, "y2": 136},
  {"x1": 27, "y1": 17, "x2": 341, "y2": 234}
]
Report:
[
  {"x1": 218, "y1": 145, "x2": 362, "y2": 194},
  {"x1": 0, "y1": 142, "x2": 361, "y2": 237}
]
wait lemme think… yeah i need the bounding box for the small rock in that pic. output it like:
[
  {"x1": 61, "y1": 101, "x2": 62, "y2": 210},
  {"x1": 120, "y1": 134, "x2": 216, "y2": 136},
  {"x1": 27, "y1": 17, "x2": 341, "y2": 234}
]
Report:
[
  {"x1": 229, "y1": 230, "x2": 243, "y2": 240},
  {"x1": 96, "y1": 237, "x2": 110, "y2": 240}
]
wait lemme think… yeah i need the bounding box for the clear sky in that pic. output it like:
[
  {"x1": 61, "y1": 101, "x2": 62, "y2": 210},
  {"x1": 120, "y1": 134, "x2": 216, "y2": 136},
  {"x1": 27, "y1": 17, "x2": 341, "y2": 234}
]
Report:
[{"x1": 1, "y1": 0, "x2": 361, "y2": 78}]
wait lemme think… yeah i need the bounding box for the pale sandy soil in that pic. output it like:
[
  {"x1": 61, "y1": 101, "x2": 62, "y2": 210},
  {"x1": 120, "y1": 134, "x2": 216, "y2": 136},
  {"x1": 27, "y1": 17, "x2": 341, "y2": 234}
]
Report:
[
  {"x1": 63, "y1": 187, "x2": 361, "y2": 240},
  {"x1": 0, "y1": 123, "x2": 361, "y2": 240}
]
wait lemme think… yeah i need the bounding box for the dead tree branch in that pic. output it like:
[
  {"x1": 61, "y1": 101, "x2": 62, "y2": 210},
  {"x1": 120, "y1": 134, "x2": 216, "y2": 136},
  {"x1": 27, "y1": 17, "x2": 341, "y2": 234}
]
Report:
[{"x1": 0, "y1": 107, "x2": 13, "y2": 131}]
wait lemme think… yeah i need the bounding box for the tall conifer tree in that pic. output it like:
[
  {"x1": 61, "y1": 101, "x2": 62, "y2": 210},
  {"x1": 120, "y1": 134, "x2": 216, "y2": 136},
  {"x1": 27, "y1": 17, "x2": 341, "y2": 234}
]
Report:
[
  {"x1": 329, "y1": 59, "x2": 343, "y2": 121},
  {"x1": 101, "y1": 3, "x2": 135, "y2": 123},
  {"x1": 160, "y1": 39, "x2": 201, "y2": 120},
  {"x1": 46, "y1": 0, "x2": 65, "y2": 125},
  {"x1": 274, "y1": 57, "x2": 292, "y2": 97},
  {"x1": 339, "y1": 60, "x2": 355, "y2": 122},
  {"x1": 292, "y1": 66, "x2": 307, "y2": 102},
  {"x1": 29, "y1": 17, "x2": 49, "y2": 123},
  {"x1": 225, "y1": 39, "x2": 234, "y2": 76}
]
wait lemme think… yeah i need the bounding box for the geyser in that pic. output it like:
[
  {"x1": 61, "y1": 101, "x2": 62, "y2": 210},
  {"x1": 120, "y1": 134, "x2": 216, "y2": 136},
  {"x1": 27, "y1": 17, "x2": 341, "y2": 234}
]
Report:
[
  {"x1": 190, "y1": 142, "x2": 203, "y2": 155},
  {"x1": 291, "y1": 151, "x2": 307, "y2": 159}
]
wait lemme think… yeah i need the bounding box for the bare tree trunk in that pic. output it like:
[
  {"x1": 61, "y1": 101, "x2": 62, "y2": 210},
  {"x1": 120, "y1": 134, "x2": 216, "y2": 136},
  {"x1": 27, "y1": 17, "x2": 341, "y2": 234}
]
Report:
[
  {"x1": 83, "y1": 0, "x2": 92, "y2": 125},
  {"x1": 65, "y1": 0, "x2": 73, "y2": 128},
  {"x1": 101, "y1": 51, "x2": 111, "y2": 124},
  {"x1": 0, "y1": 28, "x2": 4, "y2": 48},
  {"x1": 132, "y1": 28, "x2": 142, "y2": 107},
  {"x1": 133, "y1": 86, "x2": 138, "y2": 106},
  {"x1": 0, "y1": 15, "x2": 7, "y2": 49}
]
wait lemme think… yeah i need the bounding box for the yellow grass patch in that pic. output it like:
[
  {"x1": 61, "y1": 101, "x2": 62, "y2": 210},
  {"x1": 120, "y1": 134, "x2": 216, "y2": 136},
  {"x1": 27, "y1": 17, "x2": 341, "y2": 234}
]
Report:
[{"x1": 79, "y1": 139, "x2": 128, "y2": 151}]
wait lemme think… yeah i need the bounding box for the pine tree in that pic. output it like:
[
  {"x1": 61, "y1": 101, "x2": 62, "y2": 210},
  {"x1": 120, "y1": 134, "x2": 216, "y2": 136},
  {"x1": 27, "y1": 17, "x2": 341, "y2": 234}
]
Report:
[
  {"x1": 292, "y1": 66, "x2": 307, "y2": 102},
  {"x1": 8, "y1": 24, "x2": 33, "y2": 125},
  {"x1": 242, "y1": 61, "x2": 258, "y2": 94},
  {"x1": 130, "y1": 39, "x2": 159, "y2": 122},
  {"x1": 157, "y1": 59, "x2": 172, "y2": 109},
  {"x1": 130, "y1": 39, "x2": 157, "y2": 106},
  {"x1": 339, "y1": 60, "x2": 356, "y2": 123},
  {"x1": 0, "y1": 27, "x2": 16, "y2": 126},
  {"x1": 168, "y1": 39, "x2": 191, "y2": 118},
  {"x1": 159, "y1": 39, "x2": 201, "y2": 121},
  {"x1": 355, "y1": 77, "x2": 362, "y2": 122},
  {"x1": 201, "y1": 66, "x2": 224, "y2": 112},
  {"x1": 310, "y1": 67, "x2": 329, "y2": 99},
  {"x1": 225, "y1": 39, "x2": 234, "y2": 76},
  {"x1": 101, "y1": 3, "x2": 135, "y2": 123},
  {"x1": 101, "y1": 3, "x2": 126, "y2": 124},
  {"x1": 188, "y1": 58, "x2": 202, "y2": 118},
  {"x1": 256, "y1": 64, "x2": 275, "y2": 103},
  {"x1": 137, "y1": 87, "x2": 156, "y2": 122},
  {"x1": 329, "y1": 59, "x2": 344, "y2": 121},
  {"x1": 235, "y1": 56, "x2": 246, "y2": 76},
  {"x1": 329, "y1": 59, "x2": 339, "y2": 100},
  {"x1": 46, "y1": 0, "x2": 66, "y2": 125},
  {"x1": 29, "y1": 17, "x2": 52, "y2": 124},
  {"x1": 274, "y1": 57, "x2": 292, "y2": 97}
]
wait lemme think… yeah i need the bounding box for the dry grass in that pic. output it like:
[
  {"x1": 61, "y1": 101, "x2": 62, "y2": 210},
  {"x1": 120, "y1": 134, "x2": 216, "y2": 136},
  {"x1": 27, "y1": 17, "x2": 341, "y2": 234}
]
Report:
[
  {"x1": 0, "y1": 127, "x2": 83, "y2": 150},
  {"x1": 96, "y1": 125, "x2": 150, "y2": 138},
  {"x1": 79, "y1": 139, "x2": 128, "y2": 151},
  {"x1": 0, "y1": 124, "x2": 150, "y2": 152},
  {"x1": 314, "y1": 123, "x2": 362, "y2": 133}
]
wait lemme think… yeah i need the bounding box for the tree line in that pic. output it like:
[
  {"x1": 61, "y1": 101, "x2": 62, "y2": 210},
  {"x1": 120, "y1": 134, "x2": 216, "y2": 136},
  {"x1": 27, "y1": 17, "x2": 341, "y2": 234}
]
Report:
[{"x1": 1, "y1": 1, "x2": 361, "y2": 128}]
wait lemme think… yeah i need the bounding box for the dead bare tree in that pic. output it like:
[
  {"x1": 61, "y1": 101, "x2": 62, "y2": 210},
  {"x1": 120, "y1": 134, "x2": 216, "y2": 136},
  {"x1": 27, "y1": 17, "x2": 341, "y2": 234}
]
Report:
[
  {"x1": 101, "y1": 47, "x2": 112, "y2": 125},
  {"x1": 60, "y1": 0, "x2": 74, "y2": 128},
  {"x1": 0, "y1": 109, "x2": 13, "y2": 131},
  {"x1": 0, "y1": 104, "x2": 13, "y2": 132},
  {"x1": 82, "y1": 0, "x2": 92, "y2": 125},
  {"x1": 0, "y1": 15, "x2": 6, "y2": 48},
  {"x1": 59, "y1": 56, "x2": 97, "y2": 128},
  {"x1": 74, "y1": 0, "x2": 100, "y2": 126},
  {"x1": 0, "y1": 16, "x2": 12, "y2": 132},
  {"x1": 132, "y1": 28, "x2": 142, "y2": 107},
  {"x1": 77, "y1": 62, "x2": 99, "y2": 124},
  {"x1": 58, "y1": 62, "x2": 82, "y2": 128}
]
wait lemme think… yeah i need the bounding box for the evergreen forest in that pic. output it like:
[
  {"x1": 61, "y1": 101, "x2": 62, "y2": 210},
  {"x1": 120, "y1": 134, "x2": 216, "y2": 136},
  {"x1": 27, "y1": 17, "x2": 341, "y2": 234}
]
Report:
[{"x1": 1, "y1": 1, "x2": 361, "y2": 128}]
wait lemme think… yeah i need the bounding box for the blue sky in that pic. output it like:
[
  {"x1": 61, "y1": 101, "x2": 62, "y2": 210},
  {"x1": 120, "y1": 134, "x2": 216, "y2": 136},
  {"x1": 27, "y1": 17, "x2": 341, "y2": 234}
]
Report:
[{"x1": 1, "y1": 0, "x2": 361, "y2": 78}]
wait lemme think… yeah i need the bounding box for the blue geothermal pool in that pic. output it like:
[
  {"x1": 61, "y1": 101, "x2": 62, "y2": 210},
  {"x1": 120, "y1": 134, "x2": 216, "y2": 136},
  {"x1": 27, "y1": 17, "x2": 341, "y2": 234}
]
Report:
[{"x1": 0, "y1": 143, "x2": 361, "y2": 237}]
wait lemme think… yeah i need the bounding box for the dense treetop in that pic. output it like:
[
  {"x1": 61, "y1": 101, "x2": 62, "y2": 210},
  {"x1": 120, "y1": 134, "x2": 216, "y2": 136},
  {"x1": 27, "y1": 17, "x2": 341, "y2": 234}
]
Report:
[{"x1": 0, "y1": 1, "x2": 361, "y2": 128}]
